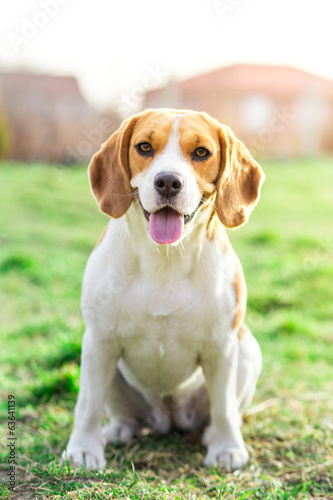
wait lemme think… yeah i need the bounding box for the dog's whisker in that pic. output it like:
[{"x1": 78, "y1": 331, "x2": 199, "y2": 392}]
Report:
[{"x1": 103, "y1": 190, "x2": 139, "y2": 199}]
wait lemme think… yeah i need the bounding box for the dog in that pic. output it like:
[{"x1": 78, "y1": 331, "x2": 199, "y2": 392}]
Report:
[{"x1": 62, "y1": 108, "x2": 264, "y2": 471}]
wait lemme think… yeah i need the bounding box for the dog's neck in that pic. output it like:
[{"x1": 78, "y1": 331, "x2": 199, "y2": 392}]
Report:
[{"x1": 123, "y1": 203, "x2": 220, "y2": 282}]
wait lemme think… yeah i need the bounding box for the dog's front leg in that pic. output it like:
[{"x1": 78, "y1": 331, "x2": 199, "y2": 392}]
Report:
[
  {"x1": 62, "y1": 329, "x2": 119, "y2": 469},
  {"x1": 201, "y1": 335, "x2": 248, "y2": 470}
]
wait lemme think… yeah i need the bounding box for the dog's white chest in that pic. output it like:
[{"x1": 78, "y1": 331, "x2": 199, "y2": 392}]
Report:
[
  {"x1": 113, "y1": 270, "x2": 232, "y2": 395},
  {"x1": 82, "y1": 223, "x2": 236, "y2": 397},
  {"x1": 116, "y1": 277, "x2": 207, "y2": 390}
]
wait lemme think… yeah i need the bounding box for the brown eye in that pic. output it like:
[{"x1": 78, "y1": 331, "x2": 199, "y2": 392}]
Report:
[
  {"x1": 136, "y1": 142, "x2": 153, "y2": 155},
  {"x1": 196, "y1": 147, "x2": 208, "y2": 157},
  {"x1": 192, "y1": 147, "x2": 211, "y2": 161}
]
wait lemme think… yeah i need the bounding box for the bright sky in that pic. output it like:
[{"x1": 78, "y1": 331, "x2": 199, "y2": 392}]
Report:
[{"x1": 1, "y1": 0, "x2": 333, "y2": 110}]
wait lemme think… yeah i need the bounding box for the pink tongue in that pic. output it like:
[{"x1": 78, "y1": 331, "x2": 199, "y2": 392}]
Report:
[{"x1": 149, "y1": 207, "x2": 184, "y2": 244}]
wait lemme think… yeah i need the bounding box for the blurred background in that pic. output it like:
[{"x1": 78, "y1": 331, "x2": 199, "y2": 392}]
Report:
[
  {"x1": 1, "y1": 1, "x2": 333, "y2": 497},
  {"x1": 1, "y1": 0, "x2": 333, "y2": 162}
]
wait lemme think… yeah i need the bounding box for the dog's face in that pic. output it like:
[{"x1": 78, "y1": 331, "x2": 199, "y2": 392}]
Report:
[
  {"x1": 128, "y1": 111, "x2": 222, "y2": 244},
  {"x1": 89, "y1": 109, "x2": 264, "y2": 244}
]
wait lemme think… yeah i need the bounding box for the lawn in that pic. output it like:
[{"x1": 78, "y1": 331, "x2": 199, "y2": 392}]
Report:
[{"x1": 0, "y1": 159, "x2": 332, "y2": 499}]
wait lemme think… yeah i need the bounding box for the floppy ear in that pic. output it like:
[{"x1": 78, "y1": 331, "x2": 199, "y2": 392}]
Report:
[
  {"x1": 215, "y1": 125, "x2": 265, "y2": 228},
  {"x1": 88, "y1": 116, "x2": 138, "y2": 218}
]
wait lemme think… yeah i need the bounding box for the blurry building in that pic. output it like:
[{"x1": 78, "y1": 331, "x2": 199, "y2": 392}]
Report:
[
  {"x1": 144, "y1": 64, "x2": 333, "y2": 158},
  {"x1": 0, "y1": 71, "x2": 120, "y2": 163}
]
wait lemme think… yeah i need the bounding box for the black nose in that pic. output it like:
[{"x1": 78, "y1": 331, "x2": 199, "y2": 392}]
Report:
[{"x1": 154, "y1": 172, "x2": 184, "y2": 197}]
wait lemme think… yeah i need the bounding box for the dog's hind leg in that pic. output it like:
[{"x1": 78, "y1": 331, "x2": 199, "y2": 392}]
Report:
[
  {"x1": 171, "y1": 383, "x2": 210, "y2": 432},
  {"x1": 103, "y1": 367, "x2": 152, "y2": 444},
  {"x1": 103, "y1": 365, "x2": 175, "y2": 444}
]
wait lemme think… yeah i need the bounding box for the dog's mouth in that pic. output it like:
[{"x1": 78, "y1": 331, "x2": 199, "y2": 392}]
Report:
[{"x1": 141, "y1": 202, "x2": 202, "y2": 245}]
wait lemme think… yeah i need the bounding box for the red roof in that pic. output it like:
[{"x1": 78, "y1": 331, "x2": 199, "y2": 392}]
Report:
[{"x1": 149, "y1": 64, "x2": 333, "y2": 99}]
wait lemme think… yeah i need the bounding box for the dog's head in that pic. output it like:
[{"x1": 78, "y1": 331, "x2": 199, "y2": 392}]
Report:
[{"x1": 89, "y1": 109, "x2": 264, "y2": 244}]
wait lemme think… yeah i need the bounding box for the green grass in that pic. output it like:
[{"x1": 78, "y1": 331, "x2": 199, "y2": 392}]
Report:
[{"x1": 0, "y1": 159, "x2": 332, "y2": 499}]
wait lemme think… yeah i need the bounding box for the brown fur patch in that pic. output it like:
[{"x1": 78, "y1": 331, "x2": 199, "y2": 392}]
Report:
[
  {"x1": 238, "y1": 324, "x2": 250, "y2": 341},
  {"x1": 214, "y1": 123, "x2": 265, "y2": 229},
  {"x1": 179, "y1": 113, "x2": 221, "y2": 194},
  {"x1": 88, "y1": 116, "x2": 138, "y2": 218},
  {"x1": 128, "y1": 111, "x2": 173, "y2": 179},
  {"x1": 232, "y1": 254, "x2": 247, "y2": 334}
]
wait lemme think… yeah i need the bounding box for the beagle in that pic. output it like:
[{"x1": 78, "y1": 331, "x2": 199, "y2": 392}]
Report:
[{"x1": 62, "y1": 109, "x2": 264, "y2": 471}]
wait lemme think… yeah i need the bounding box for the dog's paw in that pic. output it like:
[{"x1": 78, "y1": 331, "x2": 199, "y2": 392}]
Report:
[
  {"x1": 172, "y1": 404, "x2": 197, "y2": 430},
  {"x1": 62, "y1": 429, "x2": 106, "y2": 470},
  {"x1": 204, "y1": 444, "x2": 249, "y2": 470},
  {"x1": 150, "y1": 406, "x2": 171, "y2": 434},
  {"x1": 62, "y1": 446, "x2": 106, "y2": 470},
  {"x1": 103, "y1": 420, "x2": 135, "y2": 444},
  {"x1": 202, "y1": 424, "x2": 248, "y2": 470}
]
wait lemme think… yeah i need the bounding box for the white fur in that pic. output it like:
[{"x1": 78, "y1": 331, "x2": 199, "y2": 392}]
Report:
[{"x1": 62, "y1": 115, "x2": 262, "y2": 471}]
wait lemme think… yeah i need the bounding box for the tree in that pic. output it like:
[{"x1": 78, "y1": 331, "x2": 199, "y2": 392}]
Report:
[{"x1": 0, "y1": 110, "x2": 10, "y2": 158}]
